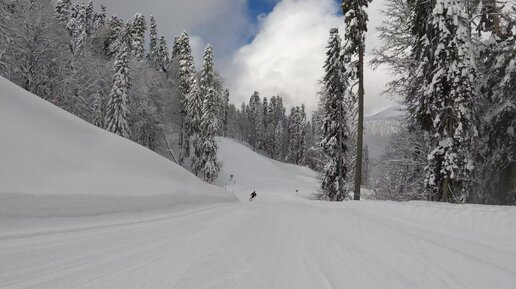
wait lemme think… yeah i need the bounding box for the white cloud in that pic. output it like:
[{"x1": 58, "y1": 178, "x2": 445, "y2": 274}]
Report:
[{"x1": 226, "y1": 0, "x2": 395, "y2": 116}]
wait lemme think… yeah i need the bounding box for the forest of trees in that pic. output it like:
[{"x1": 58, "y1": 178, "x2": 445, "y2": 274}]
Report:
[
  {"x1": 369, "y1": 0, "x2": 515, "y2": 204},
  {"x1": 316, "y1": 0, "x2": 514, "y2": 204},
  {"x1": 0, "y1": 0, "x2": 324, "y2": 185},
  {"x1": 0, "y1": 0, "x2": 513, "y2": 205},
  {"x1": 0, "y1": 0, "x2": 229, "y2": 182}
]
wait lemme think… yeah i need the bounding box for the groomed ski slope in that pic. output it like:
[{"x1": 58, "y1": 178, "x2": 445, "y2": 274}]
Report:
[{"x1": 1, "y1": 77, "x2": 516, "y2": 288}]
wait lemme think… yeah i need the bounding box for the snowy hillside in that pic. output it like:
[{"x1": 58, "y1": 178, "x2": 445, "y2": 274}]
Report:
[
  {"x1": 0, "y1": 76, "x2": 236, "y2": 220},
  {"x1": 215, "y1": 137, "x2": 319, "y2": 200}
]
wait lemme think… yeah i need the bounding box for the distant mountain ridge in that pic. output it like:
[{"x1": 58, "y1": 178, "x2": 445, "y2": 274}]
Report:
[{"x1": 365, "y1": 106, "x2": 404, "y2": 137}]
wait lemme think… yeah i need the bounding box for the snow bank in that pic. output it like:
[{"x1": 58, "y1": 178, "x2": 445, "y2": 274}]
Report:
[
  {"x1": 215, "y1": 137, "x2": 319, "y2": 201},
  {"x1": 0, "y1": 77, "x2": 236, "y2": 218}
]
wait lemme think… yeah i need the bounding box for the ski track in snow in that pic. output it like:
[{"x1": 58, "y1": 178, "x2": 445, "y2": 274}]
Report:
[{"x1": 1, "y1": 198, "x2": 516, "y2": 289}]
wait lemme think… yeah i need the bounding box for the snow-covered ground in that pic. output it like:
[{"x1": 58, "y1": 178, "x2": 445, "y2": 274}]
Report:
[
  {"x1": 1, "y1": 77, "x2": 516, "y2": 288},
  {"x1": 215, "y1": 137, "x2": 319, "y2": 201},
  {"x1": 0, "y1": 76, "x2": 235, "y2": 235}
]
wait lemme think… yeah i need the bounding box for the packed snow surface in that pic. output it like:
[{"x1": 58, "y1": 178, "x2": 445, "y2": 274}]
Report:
[{"x1": 1, "y1": 78, "x2": 516, "y2": 289}]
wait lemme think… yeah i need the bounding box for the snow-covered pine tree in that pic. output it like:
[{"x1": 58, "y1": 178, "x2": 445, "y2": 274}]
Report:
[
  {"x1": 174, "y1": 31, "x2": 195, "y2": 163},
  {"x1": 148, "y1": 15, "x2": 158, "y2": 63},
  {"x1": 55, "y1": 0, "x2": 72, "y2": 25},
  {"x1": 320, "y1": 28, "x2": 350, "y2": 202},
  {"x1": 342, "y1": 0, "x2": 372, "y2": 200},
  {"x1": 272, "y1": 96, "x2": 287, "y2": 159},
  {"x1": 248, "y1": 91, "x2": 263, "y2": 150},
  {"x1": 199, "y1": 88, "x2": 221, "y2": 183},
  {"x1": 155, "y1": 36, "x2": 169, "y2": 72},
  {"x1": 305, "y1": 111, "x2": 325, "y2": 172},
  {"x1": 175, "y1": 31, "x2": 197, "y2": 163},
  {"x1": 299, "y1": 104, "x2": 307, "y2": 163},
  {"x1": 416, "y1": 0, "x2": 478, "y2": 202},
  {"x1": 286, "y1": 107, "x2": 299, "y2": 163},
  {"x1": 199, "y1": 50, "x2": 221, "y2": 182},
  {"x1": 104, "y1": 15, "x2": 124, "y2": 58},
  {"x1": 92, "y1": 5, "x2": 107, "y2": 33},
  {"x1": 222, "y1": 89, "x2": 230, "y2": 137},
  {"x1": 274, "y1": 120, "x2": 285, "y2": 160},
  {"x1": 85, "y1": 1, "x2": 94, "y2": 36},
  {"x1": 66, "y1": 2, "x2": 88, "y2": 56},
  {"x1": 200, "y1": 44, "x2": 215, "y2": 100},
  {"x1": 286, "y1": 106, "x2": 307, "y2": 165},
  {"x1": 92, "y1": 90, "x2": 105, "y2": 128},
  {"x1": 193, "y1": 44, "x2": 217, "y2": 175},
  {"x1": 264, "y1": 96, "x2": 277, "y2": 157},
  {"x1": 479, "y1": 6, "x2": 516, "y2": 203},
  {"x1": 262, "y1": 97, "x2": 274, "y2": 156},
  {"x1": 105, "y1": 27, "x2": 131, "y2": 138},
  {"x1": 0, "y1": 1, "x2": 11, "y2": 75},
  {"x1": 129, "y1": 13, "x2": 146, "y2": 61},
  {"x1": 186, "y1": 77, "x2": 203, "y2": 173},
  {"x1": 477, "y1": 0, "x2": 505, "y2": 37}
]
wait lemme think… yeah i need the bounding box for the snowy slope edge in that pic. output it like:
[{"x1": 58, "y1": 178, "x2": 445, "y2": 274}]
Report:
[{"x1": 0, "y1": 76, "x2": 236, "y2": 218}]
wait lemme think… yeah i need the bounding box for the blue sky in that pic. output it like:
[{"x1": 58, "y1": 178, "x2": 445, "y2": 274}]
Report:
[{"x1": 248, "y1": 0, "x2": 277, "y2": 23}]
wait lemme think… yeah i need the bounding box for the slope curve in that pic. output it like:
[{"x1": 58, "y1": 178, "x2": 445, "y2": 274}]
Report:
[{"x1": 0, "y1": 76, "x2": 236, "y2": 219}]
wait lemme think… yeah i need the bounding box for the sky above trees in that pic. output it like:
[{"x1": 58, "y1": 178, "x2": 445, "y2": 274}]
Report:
[{"x1": 95, "y1": 0, "x2": 393, "y2": 115}]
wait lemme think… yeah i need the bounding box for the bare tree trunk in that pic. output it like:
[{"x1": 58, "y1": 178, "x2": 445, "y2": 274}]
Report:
[
  {"x1": 441, "y1": 177, "x2": 450, "y2": 202},
  {"x1": 354, "y1": 45, "x2": 365, "y2": 200},
  {"x1": 160, "y1": 128, "x2": 178, "y2": 163}
]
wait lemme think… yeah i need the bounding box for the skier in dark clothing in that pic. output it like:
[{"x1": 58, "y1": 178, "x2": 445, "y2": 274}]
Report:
[{"x1": 249, "y1": 191, "x2": 257, "y2": 202}]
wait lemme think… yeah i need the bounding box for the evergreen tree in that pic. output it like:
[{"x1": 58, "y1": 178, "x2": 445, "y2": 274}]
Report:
[
  {"x1": 415, "y1": 0, "x2": 478, "y2": 202},
  {"x1": 222, "y1": 89, "x2": 230, "y2": 137},
  {"x1": 479, "y1": 7, "x2": 516, "y2": 203},
  {"x1": 175, "y1": 31, "x2": 197, "y2": 162},
  {"x1": 104, "y1": 15, "x2": 124, "y2": 58},
  {"x1": 274, "y1": 120, "x2": 285, "y2": 160},
  {"x1": 0, "y1": 1, "x2": 11, "y2": 75},
  {"x1": 92, "y1": 5, "x2": 107, "y2": 33},
  {"x1": 85, "y1": 1, "x2": 94, "y2": 35},
  {"x1": 66, "y1": 2, "x2": 88, "y2": 56},
  {"x1": 186, "y1": 78, "x2": 203, "y2": 173},
  {"x1": 477, "y1": 0, "x2": 504, "y2": 37},
  {"x1": 200, "y1": 44, "x2": 215, "y2": 101},
  {"x1": 92, "y1": 90, "x2": 104, "y2": 128},
  {"x1": 105, "y1": 30, "x2": 130, "y2": 138},
  {"x1": 286, "y1": 106, "x2": 307, "y2": 165},
  {"x1": 155, "y1": 36, "x2": 169, "y2": 72},
  {"x1": 130, "y1": 13, "x2": 146, "y2": 61},
  {"x1": 193, "y1": 44, "x2": 217, "y2": 175},
  {"x1": 199, "y1": 81, "x2": 221, "y2": 183},
  {"x1": 55, "y1": 0, "x2": 72, "y2": 25},
  {"x1": 320, "y1": 28, "x2": 350, "y2": 202},
  {"x1": 342, "y1": 0, "x2": 372, "y2": 200},
  {"x1": 248, "y1": 91, "x2": 263, "y2": 150},
  {"x1": 148, "y1": 15, "x2": 158, "y2": 62}
]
